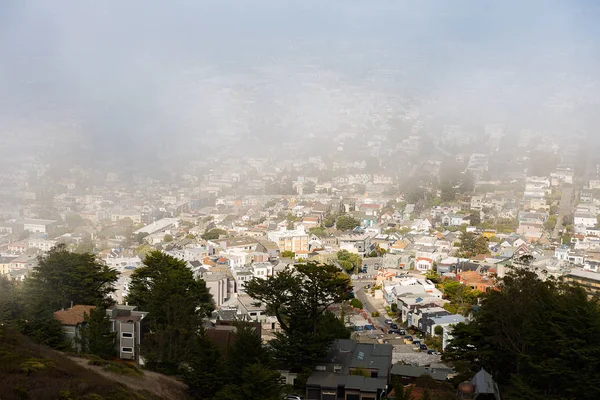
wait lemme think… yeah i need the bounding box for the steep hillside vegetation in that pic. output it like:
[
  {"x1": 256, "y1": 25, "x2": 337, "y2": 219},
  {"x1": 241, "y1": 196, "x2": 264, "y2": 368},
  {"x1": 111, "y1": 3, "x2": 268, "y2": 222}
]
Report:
[{"x1": 0, "y1": 326, "x2": 185, "y2": 400}]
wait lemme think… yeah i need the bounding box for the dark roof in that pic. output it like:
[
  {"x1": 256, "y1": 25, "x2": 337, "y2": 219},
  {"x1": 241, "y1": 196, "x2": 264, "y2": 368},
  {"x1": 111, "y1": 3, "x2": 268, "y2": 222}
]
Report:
[
  {"x1": 306, "y1": 371, "x2": 386, "y2": 393},
  {"x1": 390, "y1": 364, "x2": 448, "y2": 381}
]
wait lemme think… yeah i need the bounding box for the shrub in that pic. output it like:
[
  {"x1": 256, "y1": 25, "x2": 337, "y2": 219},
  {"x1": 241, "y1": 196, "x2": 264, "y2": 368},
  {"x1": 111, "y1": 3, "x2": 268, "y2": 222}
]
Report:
[
  {"x1": 350, "y1": 299, "x2": 363, "y2": 309},
  {"x1": 371, "y1": 311, "x2": 380, "y2": 317},
  {"x1": 391, "y1": 303, "x2": 398, "y2": 312}
]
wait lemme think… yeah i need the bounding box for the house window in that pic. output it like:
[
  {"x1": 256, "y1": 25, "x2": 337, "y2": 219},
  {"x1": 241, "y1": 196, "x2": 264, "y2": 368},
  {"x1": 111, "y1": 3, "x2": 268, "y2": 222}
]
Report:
[
  {"x1": 121, "y1": 347, "x2": 133, "y2": 353},
  {"x1": 122, "y1": 332, "x2": 133, "y2": 338},
  {"x1": 333, "y1": 365, "x2": 342, "y2": 373},
  {"x1": 315, "y1": 365, "x2": 326, "y2": 371}
]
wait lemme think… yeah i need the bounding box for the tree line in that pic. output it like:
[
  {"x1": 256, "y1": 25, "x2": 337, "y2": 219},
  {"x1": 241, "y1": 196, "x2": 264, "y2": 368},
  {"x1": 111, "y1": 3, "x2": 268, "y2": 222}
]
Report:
[
  {"x1": 0, "y1": 245, "x2": 353, "y2": 399},
  {"x1": 444, "y1": 269, "x2": 600, "y2": 400}
]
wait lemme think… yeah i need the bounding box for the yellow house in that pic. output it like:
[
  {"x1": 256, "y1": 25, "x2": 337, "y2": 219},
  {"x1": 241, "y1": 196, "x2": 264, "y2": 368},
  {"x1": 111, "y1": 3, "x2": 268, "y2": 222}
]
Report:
[
  {"x1": 0, "y1": 257, "x2": 12, "y2": 276},
  {"x1": 482, "y1": 230, "x2": 497, "y2": 239}
]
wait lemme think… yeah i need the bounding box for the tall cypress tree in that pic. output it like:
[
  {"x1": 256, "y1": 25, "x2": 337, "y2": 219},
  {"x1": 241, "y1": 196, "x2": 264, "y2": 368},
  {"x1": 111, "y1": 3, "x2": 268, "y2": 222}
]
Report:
[
  {"x1": 79, "y1": 307, "x2": 116, "y2": 359},
  {"x1": 126, "y1": 251, "x2": 214, "y2": 374}
]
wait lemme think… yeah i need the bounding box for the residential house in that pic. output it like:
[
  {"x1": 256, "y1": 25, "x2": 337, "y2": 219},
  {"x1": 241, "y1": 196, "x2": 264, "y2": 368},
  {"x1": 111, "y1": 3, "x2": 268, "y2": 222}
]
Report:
[
  {"x1": 422, "y1": 314, "x2": 467, "y2": 338},
  {"x1": 306, "y1": 339, "x2": 393, "y2": 400},
  {"x1": 28, "y1": 238, "x2": 57, "y2": 252},
  {"x1": 390, "y1": 364, "x2": 448, "y2": 384},
  {"x1": 442, "y1": 214, "x2": 468, "y2": 227},
  {"x1": 267, "y1": 226, "x2": 310, "y2": 253},
  {"x1": 54, "y1": 305, "x2": 96, "y2": 352},
  {"x1": 575, "y1": 212, "x2": 597, "y2": 228},
  {"x1": 457, "y1": 271, "x2": 495, "y2": 292},
  {"x1": 201, "y1": 272, "x2": 230, "y2": 307},
  {"x1": 106, "y1": 305, "x2": 149, "y2": 365},
  {"x1": 251, "y1": 262, "x2": 274, "y2": 279},
  {"x1": 236, "y1": 294, "x2": 268, "y2": 322},
  {"x1": 566, "y1": 269, "x2": 600, "y2": 297},
  {"x1": 398, "y1": 295, "x2": 444, "y2": 324},
  {"x1": 18, "y1": 218, "x2": 58, "y2": 234},
  {"x1": 408, "y1": 306, "x2": 451, "y2": 332},
  {"x1": 339, "y1": 233, "x2": 372, "y2": 257},
  {"x1": 402, "y1": 204, "x2": 416, "y2": 220}
]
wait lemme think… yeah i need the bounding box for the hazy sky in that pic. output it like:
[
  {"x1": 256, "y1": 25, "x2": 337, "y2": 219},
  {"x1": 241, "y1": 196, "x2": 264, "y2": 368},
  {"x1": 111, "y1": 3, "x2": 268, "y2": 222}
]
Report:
[{"x1": 1, "y1": 0, "x2": 599, "y2": 163}]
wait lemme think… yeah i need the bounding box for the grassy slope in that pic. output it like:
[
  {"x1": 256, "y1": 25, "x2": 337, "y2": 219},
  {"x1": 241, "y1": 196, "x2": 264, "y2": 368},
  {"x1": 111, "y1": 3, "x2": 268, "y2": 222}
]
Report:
[{"x1": 0, "y1": 326, "x2": 184, "y2": 400}]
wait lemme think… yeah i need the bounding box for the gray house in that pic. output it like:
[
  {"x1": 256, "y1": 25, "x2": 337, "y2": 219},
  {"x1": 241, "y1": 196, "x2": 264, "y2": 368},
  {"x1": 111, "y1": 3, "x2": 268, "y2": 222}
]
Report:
[
  {"x1": 54, "y1": 304, "x2": 148, "y2": 364},
  {"x1": 105, "y1": 305, "x2": 148, "y2": 365},
  {"x1": 306, "y1": 339, "x2": 392, "y2": 400}
]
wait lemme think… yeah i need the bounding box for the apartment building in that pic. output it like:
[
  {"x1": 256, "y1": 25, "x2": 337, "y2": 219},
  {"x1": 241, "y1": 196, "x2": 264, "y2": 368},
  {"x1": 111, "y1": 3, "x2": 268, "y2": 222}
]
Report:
[{"x1": 267, "y1": 226, "x2": 309, "y2": 253}]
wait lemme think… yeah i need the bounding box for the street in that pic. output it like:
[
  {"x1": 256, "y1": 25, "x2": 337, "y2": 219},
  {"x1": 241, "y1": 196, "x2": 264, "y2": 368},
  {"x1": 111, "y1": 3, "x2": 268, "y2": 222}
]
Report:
[
  {"x1": 552, "y1": 186, "x2": 574, "y2": 241},
  {"x1": 353, "y1": 280, "x2": 389, "y2": 330}
]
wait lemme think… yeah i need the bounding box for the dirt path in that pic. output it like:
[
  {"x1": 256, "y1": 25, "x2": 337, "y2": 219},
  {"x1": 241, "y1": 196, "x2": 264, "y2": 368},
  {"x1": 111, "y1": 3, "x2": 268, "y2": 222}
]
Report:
[{"x1": 68, "y1": 356, "x2": 189, "y2": 400}]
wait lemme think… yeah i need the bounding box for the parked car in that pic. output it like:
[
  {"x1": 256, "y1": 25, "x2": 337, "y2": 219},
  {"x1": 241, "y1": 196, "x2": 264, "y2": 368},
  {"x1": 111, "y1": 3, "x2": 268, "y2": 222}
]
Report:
[
  {"x1": 284, "y1": 395, "x2": 303, "y2": 400},
  {"x1": 388, "y1": 329, "x2": 401, "y2": 334},
  {"x1": 404, "y1": 335, "x2": 413, "y2": 340},
  {"x1": 427, "y1": 349, "x2": 441, "y2": 355},
  {"x1": 398, "y1": 329, "x2": 406, "y2": 335},
  {"x1": 420, "y1": 344, "x2": 428, "y2": 351},
  {"x1": 365, "y1": 284, "x2": 371, "y2": 289},
  {"x1": 390, "y1": 323, "x2": 398, "y2": 329},
  {"x1": 413, "y1": 340, "x2": 421, "y2": 347},
  {"x1": 384, "y1": 319, "x2": 393, "y2": 325}
]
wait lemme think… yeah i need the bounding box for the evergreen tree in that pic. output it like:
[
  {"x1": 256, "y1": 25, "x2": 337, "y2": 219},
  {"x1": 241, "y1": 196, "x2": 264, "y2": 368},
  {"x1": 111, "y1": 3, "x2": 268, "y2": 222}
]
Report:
[
  {"x1": 23, "y1": 244, "x2": 119, "y2": 314},
  {"x1": 225, "y1": 323, "x2": 273, "y2": 380},
  {"x1": 126, "y1": 251, "x2": 214, "y2": 373},
  {"x1": 245, "y1": 261, "x2": 352, "y2": 369},
  {"x1": 79, "y1": 307, "x2": 116, "y2": 359},
  {"x1": 444, "y1": 269, "x2": 600, "y2": 399},
  {"x1": 0, "y1": 276, "x2": 22, "y2": 325},
  {"x1": 183, "y1": 331, "x2": 225, "y2": 399},
  {"x1": 335, "y1": 215, "x2": 360, "y2": 231}
]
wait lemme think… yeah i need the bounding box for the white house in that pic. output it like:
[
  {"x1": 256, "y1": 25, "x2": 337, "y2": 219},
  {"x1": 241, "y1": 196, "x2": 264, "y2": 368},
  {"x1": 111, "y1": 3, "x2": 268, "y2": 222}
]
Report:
[{"x1": 575, "y1": 213, "x2": 597, "y2": 228}]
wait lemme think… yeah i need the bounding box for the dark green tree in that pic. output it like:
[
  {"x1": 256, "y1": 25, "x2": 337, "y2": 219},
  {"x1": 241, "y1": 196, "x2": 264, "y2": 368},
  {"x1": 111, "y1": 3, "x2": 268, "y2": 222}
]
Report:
[
  {"x1": 78, "y1": 307, "x2": 116, "y2": 358},
  {"x1": 469, "y1": 212, "x2": 481, "y2": 226},
  {"x1": 245, "y1": 261, "x2": 352, "y2": 368},
  {"x1": 23, "y1": 244, "x2": 118, "y2": 314},
  {"x1": 225, "y1": 323, "x2": 274, "y2": 380},
  {"x1": 183, "y1": 331, "x2": 225, "y2": 399},
  {"x1": 338, "y1": 259, "x2": 354, "y2": 273},
  {"x1": 213, "y1": 363, "x2": 283, "y2": 400},
  {"x1": 335, "y1": 215, "x2": 360, "y2": 231},
  {"x1": 457, "y1": 232, "x2": 489, "y2": 258},
  {"x1": 323, "y1": 215, "x2": 336, "y2": 228},
  {"x1": 337, "y1": 250, "x2": 362, "y2": 270},
  {"x1": 201, "y1": 228, "x2": 227, "y2": 240},
  {"x1": 0, "y1": 276, "x2": 22, "y2": 325},
  {"x1": 23, "y1": 316, "x2": 71, "y2": 350},
  {"x1": 126, "y1": 251, "x2": 214, "y2": 373},
  {"x1": 444, "y1": 269, "x2": 600, "y2": 399}
]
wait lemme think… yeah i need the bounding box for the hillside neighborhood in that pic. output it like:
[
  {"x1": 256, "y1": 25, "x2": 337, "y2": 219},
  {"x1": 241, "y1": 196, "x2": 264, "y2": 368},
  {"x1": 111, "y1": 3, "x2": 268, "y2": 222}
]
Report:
[{"x1": 1, "y1": 135, "x2": 599, "y2": 399}]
